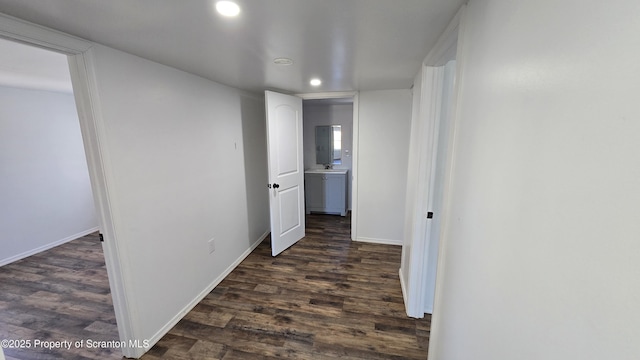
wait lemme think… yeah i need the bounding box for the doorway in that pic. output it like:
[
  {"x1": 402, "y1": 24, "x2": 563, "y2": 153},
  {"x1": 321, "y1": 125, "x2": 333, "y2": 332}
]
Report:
[
  {"x1": 302, "y1": 98, "x2": 354, "y2": 211},
  {"x1": 0, "y1": 37, "x2": 99, "y2": 266},
  {"x1": 400, "y1": 8, "x2": 462, "y2": 320},
  {"x1": 0, "y1": 37, "x2": 119, "y2": 358},
  {"x1": 300, "y1": 94, "x2": 357, "y2": 239},
  {"x1": 264, "y1": 91, "x2": 357, "y2": 256}
]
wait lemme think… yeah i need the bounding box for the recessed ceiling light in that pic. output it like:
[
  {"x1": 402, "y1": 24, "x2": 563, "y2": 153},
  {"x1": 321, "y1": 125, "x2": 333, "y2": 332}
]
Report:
[
  {"x1": 216, "y1": 1, "x2": 240, "y2": 17},
  {"x1": 274, "y1": 58, "x2": 294, "y2": 65},
  {"x1": 310, "y1": 78, "x2": 322, "y2": 86}
]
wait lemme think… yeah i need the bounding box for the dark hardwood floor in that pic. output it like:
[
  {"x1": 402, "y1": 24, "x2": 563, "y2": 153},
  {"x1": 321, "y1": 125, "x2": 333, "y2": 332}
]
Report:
[
  {"x1": 0, "y1": 214, "x2": 431, "y2": 360},
  {"x1": 144, "y1": 214, "x2": 430, "y2": 360},
  {"x1": 0, "y1": 232, "x2": 121, "y2": 360}
]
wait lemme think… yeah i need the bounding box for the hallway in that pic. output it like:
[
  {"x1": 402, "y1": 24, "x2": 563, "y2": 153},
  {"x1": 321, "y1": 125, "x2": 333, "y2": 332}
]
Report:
[
  {"x1": 0, "y1": 214, "x2": 430, "y2": 359},
  {"x1": 144, "y1": 214, "x2": 430, "y2": 359}
]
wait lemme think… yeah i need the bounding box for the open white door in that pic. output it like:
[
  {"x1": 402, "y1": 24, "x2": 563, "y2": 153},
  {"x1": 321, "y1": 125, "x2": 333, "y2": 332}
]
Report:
[
  {"x1": 402, "y1": 61, "x2": 457, "y2": 317},
  {"x1": 265, "y1": 90, "x2": 306, "y2": 256},
  {"x1": 422, "y1": 60, "x2": 457, "y2": 313}
]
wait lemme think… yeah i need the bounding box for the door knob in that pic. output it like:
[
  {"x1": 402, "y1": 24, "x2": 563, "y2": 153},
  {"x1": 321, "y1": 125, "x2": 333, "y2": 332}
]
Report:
[{"x1": 273, "y1": 183, "x2": 280, "y2": 189}]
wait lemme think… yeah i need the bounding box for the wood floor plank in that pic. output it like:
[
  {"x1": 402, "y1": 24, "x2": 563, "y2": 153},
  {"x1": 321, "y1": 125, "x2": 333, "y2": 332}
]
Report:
[
  {"x1": 0, "y1": 234, "x2": 121, "y2": 360},
  {"x1": 1, "y1": 214, "x2": 431, "y2": 359},
  {"x1": 145, "y1": 214, "x2": 430, "y2": 359}
]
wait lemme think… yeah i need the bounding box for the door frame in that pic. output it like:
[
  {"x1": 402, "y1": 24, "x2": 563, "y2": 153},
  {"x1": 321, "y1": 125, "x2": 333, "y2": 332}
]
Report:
[
  {"x1": 297, "y1": 91, "x2": 358, "y2": 240},
  {"x1": 400, "y1": 5, "x2": 465, "y2": 319},
  {"x1": 0, "y1": 14, "x2": 139, "y2": 358},
  {"x1": 403, "y1": 65, "x2": 446, "y2": 318}
]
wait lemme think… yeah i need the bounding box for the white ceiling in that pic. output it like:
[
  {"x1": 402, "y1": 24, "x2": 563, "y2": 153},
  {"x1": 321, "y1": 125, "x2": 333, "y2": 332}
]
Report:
[{"x1": 0, "y1": 0, "x2": 464, "y2": 94}]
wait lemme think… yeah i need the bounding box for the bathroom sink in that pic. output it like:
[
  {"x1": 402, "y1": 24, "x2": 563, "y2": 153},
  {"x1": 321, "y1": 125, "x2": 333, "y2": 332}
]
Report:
[{"x1": 304, "y1": 169, "x2": 348, "y2": 174}]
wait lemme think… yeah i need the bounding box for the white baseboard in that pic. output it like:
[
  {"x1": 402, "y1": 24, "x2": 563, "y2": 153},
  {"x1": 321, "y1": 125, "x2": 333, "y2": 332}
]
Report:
[
  {"x1": 0, "y1": 226, "x2": 100, "y2": 267},
  {"x1": 145, "y1": 229, "x2": 269, "y2": 353},
  {"x1": 354, "y1": 236, "x2": 402, "y2": 246}
]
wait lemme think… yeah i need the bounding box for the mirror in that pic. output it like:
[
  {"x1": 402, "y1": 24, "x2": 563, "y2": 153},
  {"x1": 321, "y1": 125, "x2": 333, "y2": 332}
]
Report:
[{"x1": 315, "y1": 125, "x2": 341, "y2": 165}]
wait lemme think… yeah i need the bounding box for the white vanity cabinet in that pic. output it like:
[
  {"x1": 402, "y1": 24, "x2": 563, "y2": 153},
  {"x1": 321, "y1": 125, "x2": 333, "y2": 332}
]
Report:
[{"x1": 305, "y1": 170, "x2": 348, "y2": 216}]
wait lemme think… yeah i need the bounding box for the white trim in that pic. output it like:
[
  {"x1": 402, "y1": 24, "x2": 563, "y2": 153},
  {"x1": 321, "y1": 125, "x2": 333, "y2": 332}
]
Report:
[
  {"x1": 428, "y1": 5, "x2": 468, "y2": 360},
  {"x1": 402, "y1": 4, "x2": 465, "y2": 321},
  {"x1": 295, "y1": 91, "x2": 360, "y2": 241},
  {"x1": 68, "y1": 48, "x2": 141, "y2": 358},
  {"x1": 0, "y1": 13, "x2": 91, "y2": 54},
  {"x1": 401, "y1": 265, "x2": 433, "y2": 315},
  {"x1": 404, "y1": 66, "x2": 444, "y2": 319},
  {"x1": 423, "y1": 8, "x2": 462, "y2": 67},
  {"x1": 0, "y1": 227, "x2": 99, "y2": 267},
  {"x1": 145, "y1": 230, "x2": 269, "y2": 350},
  {"x1": 351, "y1": 93, "x2": 359, "y2": 240},
  {"x1": 424, "y1": 302, "x2": 434, "y2": 315},
  {"x1": 399, "y1": 267, "x2": 409, "y2": 310},
  {"x1": 354, "y1": 236, "x2": 402, "y2": 246}
]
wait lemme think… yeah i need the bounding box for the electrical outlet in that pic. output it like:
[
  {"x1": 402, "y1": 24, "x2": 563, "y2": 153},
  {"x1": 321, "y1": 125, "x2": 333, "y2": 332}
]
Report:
[{"x1": 208, "y1": 238, "x2": 215, "y2": 254}]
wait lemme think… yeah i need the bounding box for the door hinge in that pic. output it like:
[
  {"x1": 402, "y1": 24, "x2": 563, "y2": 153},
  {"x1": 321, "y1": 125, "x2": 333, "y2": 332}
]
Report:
[
  {"x1": 99, "y1": 233, "x2": 104, "y2": 242},
  {"x1": 427, "y1": 212, "x2": 434, "y2": 219}
]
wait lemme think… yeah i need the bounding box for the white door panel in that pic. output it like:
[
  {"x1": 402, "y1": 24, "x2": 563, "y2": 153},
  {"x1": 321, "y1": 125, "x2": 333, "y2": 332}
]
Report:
[
  {"x1": 275, "y1": 106, "x2": 299, "y2": 175},
  {"x1": 278, "y1": 185, "x2": 302, "y2": 234},
  {"x1": 265, "y1": 91, "x2": 305, "y2": 256}
]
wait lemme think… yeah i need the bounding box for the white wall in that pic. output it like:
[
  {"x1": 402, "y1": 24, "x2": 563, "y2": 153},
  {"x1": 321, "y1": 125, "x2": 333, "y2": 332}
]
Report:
[
  {"x1": 240, "y1": 94, "x2": 271, "y2": 244},
  {"x1": 303, "y1": 101, "x2": 353, "y2": 209},
  {"x1": 0, "y1": 86, "x2": 98, "y2": 266},
  {"x1": 356, "y1": 90, "x2": 412, "y2": 244},
  {"x1": 88, "y1": 44, "x2": 269, "y2": 349},
  {"x1": 430, "y1": 1, "x2": 640, "y2": 359}
]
